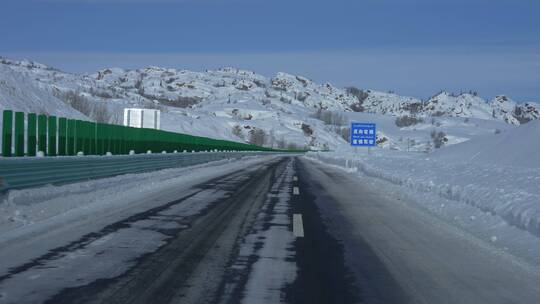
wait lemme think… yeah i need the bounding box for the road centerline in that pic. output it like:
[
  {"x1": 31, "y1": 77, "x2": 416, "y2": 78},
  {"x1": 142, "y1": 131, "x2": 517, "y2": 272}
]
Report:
[{"x1": 293, "y1": 214, "x2": 304, "y2": 238}]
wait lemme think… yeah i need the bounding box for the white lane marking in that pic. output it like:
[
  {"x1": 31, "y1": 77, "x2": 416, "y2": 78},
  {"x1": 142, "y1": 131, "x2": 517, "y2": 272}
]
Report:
[
  {"x1": 293, "y1": 176, "x2": 298, "y2": 181},
  {"x1": 293, "y1": 187, "x2": 300, "y2": 195},
  {"x1": 293, "y1": 214, "x2": 304, "y2": 238}
]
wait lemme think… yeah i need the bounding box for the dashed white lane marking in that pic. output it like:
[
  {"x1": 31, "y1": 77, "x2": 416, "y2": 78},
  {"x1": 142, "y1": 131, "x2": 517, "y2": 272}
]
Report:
[
  {"x1": 293, "y1": 176, "x2": 298, "y2": 181},
  {"x1": 293, "y1": 214, "x2": 304, "y2": 238},
  {"x1": 293, "y1": 187, "x2": 300, "y2": 195}
]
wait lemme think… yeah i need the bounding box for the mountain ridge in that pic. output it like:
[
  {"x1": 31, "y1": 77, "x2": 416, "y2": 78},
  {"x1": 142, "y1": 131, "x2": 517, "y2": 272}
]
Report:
[
  {"x1": 2, "y1": 56, "x2": 537, "y2": 126},
  {"x1": 0, "y1": 56, "x2": 538, "y2": 151}
]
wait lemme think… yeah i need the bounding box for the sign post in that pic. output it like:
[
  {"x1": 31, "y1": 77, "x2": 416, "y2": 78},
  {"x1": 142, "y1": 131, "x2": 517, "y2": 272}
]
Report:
[{"x1": 350, "y1": 123, "x2": 376, "y2": 153}]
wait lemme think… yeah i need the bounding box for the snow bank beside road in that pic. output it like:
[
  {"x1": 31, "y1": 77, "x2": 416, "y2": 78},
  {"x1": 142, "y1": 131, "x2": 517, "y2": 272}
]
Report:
[
  {"x1": 306, "y1": 151, "x2": 540, "y2": 238},
  {"x1": 0, "y1": 155, "x2": 277, "y2": 236},
  {"x1": 434, "y1": 119, "x2": 540, "y2": 168}
]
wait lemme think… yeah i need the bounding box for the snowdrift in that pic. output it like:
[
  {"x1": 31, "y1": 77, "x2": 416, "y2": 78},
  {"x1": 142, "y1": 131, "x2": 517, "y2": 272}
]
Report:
[
  {"x1": 308, "y1": 149, "x2": 540, "y2": 239},
  {"x1": 434, "y1": 119, "x2": 540, "y2": 168}
]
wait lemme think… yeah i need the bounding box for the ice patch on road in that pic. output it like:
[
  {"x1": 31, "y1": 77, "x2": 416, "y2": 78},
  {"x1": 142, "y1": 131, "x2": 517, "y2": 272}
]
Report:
[
  {"x1": 0, "y1": 180, "x2": 235, "y2": 304},
  {"x1": 0, "y1": 228, "x2": 166, "y2": 304}
]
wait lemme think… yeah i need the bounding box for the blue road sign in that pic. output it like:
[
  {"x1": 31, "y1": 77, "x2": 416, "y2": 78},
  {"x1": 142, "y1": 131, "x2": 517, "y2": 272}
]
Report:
[{"x1": 350, "y1": 123, "x2": 376, "y2": 147}]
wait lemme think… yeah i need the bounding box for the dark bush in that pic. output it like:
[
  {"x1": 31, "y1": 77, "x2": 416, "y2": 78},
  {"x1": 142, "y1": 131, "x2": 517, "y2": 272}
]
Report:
[
  {"x1": 430, "y1": 130, "x2": 447, "y2": 148},
  {"x1": 395, "y1": 115, "x2": 424, "y2": 127},
  {"x1": 301, "y1": 123, "x2": 314, "y2": 136},
  {"x1": 345, "y1": 86, "x2": 368, "y2": 103}
]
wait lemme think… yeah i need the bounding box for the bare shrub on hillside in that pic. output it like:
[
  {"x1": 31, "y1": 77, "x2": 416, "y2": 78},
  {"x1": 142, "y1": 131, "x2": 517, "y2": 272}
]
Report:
[
  {"x1": 276, "y1": 136, "x2": 287, "y2": 149},
  {"x1": 346, "y1": 86, "x2": 368, "y2": 112},
  {"x1": 395, "y1": 115, "x2": 424, "y2": 127},
  {"x1": 311, "y1": 109, "x2": 347, "y2": 126},
  {"x1": 232, "y1": 125, "x2": 244, "y2": 139},
  {"x1": 89, "y1": 87, "x2": 114, "y2": 99},
  {"x1": 160, "y1": 96, "x2": 201, "y2": 108},
  {"x1": 401, "y1": 102, "x2": 424, "y2": 114},
  {"x1": 53, "y1": 90, "x2": 92, "y2": 117},
  {"x1": 430, "y1": 130, "x2": 447, "y2": 148},
  {"x1": 249, "y1": 128, "x2": 266, "y2": 146},
  {"x1": 345, "y1": 86, "x2": 368, "y2": 103},
  {"x1": 301, "y1": 123, "x2": 313, "y2": 136},
  {"x1": 253, "y1": 79, "x2": 266, "y2": 88},
  {"x1": 93, "y1": 103, "x2": 111, "y2": 123},
  {"x1": 339, "y1": 127, "x2": 350, "y2": 142}
]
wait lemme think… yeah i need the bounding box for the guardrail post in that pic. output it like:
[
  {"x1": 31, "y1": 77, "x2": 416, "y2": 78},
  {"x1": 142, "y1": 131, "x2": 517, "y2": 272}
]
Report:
[
  {"x1": 83, "y1": 121, "x2": 91, "y2": 155},
  {"x1": 136, "y1": 127, "x2": 142, "y2": 154},
  {"x1": 15, "y1": 112, "x2": 25, "y2": 157},
  {"x1": 91, "y1": 121, "x2": 97, "y2": 155},
  {"x1": 130, "y1": 127, "x2": 137, "y2": 154},
  {"x1": 48, "y1": 116, "x2": 57, "y2": 156},
  {"x1": 80, "y1": 121, "x2": 85, "y2": 155},
  {"x1": 119, "y1": 125, "x2": 124, "y2": 155},
  {"x1": 99, "y1": 123, "x2": 105, "y2": 154},
  {"x1": 67, "y1": 119, "x2": 75, "y2": 156},
  {"x1": 121, "y1": 126, "x2": 127, "y2": 154},
  {"x1": 58, "y1": 117, "x2": 67, "y2": 156},
  {"x1": 86, "y1": 121, "x2": 92, "y2": 155},
  {"x1": 112, "y1": 124, "x2": 117, "y2": 154},
  {"x1": 75, "y1": 120, "x2": 83, "y2": 154},
  {"x1": 27, "y1": 113, "x2": 37, "y2": 156},
  {"x1": 2, "y1": 110, "x2": 13, "y2": 157},
  {"x1": 104, "y1": 124, "x2": 111, "y2": 154},
  {"x1": 37, "y1": 114, "x2": 47, "y2": 155}
]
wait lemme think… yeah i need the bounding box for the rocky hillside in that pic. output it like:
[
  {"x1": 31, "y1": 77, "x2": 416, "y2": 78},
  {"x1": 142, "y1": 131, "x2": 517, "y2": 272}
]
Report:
[
  {"x1": 0, "y1": 56, "x2": 538, "y2": 150},
  {"x1": 358, "y1": 90, "x2": 539, "y2": 126}
]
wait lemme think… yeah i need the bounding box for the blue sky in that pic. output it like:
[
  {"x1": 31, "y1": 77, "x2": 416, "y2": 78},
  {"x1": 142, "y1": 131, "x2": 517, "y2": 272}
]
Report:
[{"x1": 1, "y1": 0, "x2": 539, "y2": 101}]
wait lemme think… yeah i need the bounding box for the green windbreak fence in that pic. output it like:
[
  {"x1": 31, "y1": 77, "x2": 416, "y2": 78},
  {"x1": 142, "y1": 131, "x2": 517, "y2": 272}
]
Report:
[{"x1": 1, "y1": 109, "x2": 290, "y2": 157}]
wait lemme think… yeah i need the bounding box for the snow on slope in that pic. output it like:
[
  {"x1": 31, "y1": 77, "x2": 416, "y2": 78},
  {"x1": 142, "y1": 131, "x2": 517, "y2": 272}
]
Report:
[
  {"x1": 433, "y1": 119, "x2": 540, "y2": 167},
  {"x1": 338, "y1": 112, "x2": 512, "y2": 152},
  {"x1": 423, "y1": 92, "x2": 540, "y2": 125},
  {"x1": 0, "y1": 59, "x2": 358, "y2": 149},
  {"x1": 359, "y1": 90, "x2": 540, "y2": 126},
  {"x1": 0, "y1": 64, "x2": 86, "y2": 119}
]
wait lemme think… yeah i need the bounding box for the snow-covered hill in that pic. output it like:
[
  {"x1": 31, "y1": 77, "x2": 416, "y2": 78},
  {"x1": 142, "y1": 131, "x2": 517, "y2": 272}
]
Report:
[
  {"x1": 359, "y1": 90, "x2": 539, "y2": 125},
  {"x1": 0, "y1": 56, "x2": 538, "y2": 150},
  {"x1": 0, "y1": 64, "x2": 87, "y2": 119}
]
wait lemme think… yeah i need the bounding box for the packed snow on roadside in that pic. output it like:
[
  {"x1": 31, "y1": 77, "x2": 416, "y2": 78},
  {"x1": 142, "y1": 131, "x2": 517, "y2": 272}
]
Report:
[
  {"x1": 0, "y1": 155, "x2": 277, "y2": 236},
  {"x1": 306, "y1": 119, "x2": 540, "y2": 263}
]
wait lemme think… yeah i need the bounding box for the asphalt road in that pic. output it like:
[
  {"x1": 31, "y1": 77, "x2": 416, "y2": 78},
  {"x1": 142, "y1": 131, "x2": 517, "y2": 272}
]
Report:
[
  {"x1": 295, "y1": 157, "x2": 540, "y2": 304},
  {"x1": 2, "y1": 156, "x2": 540, "y2": 304}
]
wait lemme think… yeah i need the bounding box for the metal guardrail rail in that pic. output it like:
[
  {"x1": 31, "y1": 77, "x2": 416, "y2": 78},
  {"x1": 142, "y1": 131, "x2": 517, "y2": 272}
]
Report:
[{"x1": 0, "y1": 151, "x2": 280, "y2": 193}]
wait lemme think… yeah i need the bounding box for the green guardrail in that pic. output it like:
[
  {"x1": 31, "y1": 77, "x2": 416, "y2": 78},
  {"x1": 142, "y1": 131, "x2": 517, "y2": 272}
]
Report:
[{"x1": 1, "y1": 109, "x2": 301, "y2": 157}]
